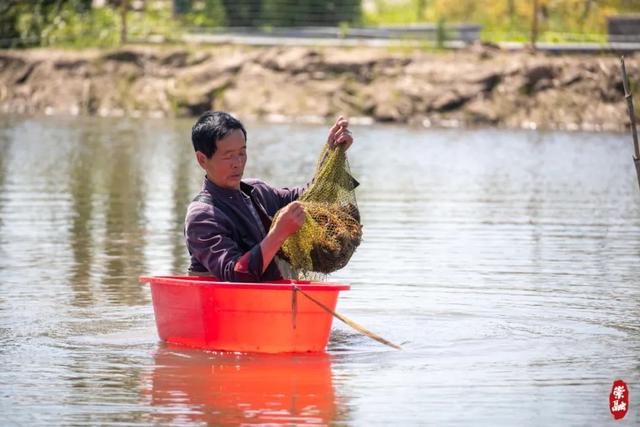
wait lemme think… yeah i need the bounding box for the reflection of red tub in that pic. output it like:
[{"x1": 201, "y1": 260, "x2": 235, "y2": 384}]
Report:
[
  {"x1": 145, "y1": 346, "x2": 339, "y2": 425},
  {"x1": 138, "y1": 276, "x2": 350, "y2": 353}
]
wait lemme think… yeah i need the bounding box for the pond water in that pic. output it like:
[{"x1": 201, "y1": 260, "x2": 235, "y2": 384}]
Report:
[{"x1": 0, "y1": 115, "x2": 639, "y2": 426}]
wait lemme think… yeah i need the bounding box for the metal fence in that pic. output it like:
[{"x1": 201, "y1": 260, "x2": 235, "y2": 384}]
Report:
[{"x1": 608, "y1": 16, "x2": 640, "y2": 43}]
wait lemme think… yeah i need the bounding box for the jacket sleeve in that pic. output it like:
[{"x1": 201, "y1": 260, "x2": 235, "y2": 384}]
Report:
[
  {"x1": 272, "y1": 185, "x2": 306, "y2": 207},
  {"x1": 244, "y1": 178, "x2": 307, "y2": 213},
  {"x1": 185, "y1": 204, "x2": 265, "y2": 282}
]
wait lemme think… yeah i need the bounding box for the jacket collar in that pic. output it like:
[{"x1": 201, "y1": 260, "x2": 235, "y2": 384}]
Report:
[{"x1": 203, "y1": 176, "x2": 255, "y2": 199}]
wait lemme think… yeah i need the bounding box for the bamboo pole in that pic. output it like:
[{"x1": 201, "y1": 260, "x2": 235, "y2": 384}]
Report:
[
  {"x1": 294, "y1": 286, "x2": 402, "y2": 350},
  {"x1": 621, "y1": 57, "x2": 639, "y2": 158},
  {"x1": 620, "y1": 56, "x2": 640, "y2": 191}
]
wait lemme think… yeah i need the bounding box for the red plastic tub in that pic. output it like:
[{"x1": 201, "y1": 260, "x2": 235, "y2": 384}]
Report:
[{"x1": 139, "y1": 275, "x2": 350, "y2": 353}]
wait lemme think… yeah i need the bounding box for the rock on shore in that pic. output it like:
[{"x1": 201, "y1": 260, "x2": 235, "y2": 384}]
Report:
[{"x1": 0, "y1": 44, "x2": 637, "y2": 132}]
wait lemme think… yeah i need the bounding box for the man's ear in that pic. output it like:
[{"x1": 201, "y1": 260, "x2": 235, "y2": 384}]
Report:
[{"x1": 195, "y1": 151, "x2": 208, "y2": 169}]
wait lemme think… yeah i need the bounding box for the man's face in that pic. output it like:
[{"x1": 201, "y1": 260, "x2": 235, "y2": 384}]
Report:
[{"x1": 197, "y1": 128, "x2": 247, "y2": 190}]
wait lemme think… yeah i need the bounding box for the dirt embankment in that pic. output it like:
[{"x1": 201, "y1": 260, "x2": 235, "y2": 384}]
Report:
[{"x1": 0, "y1": 44, "x2": 637, "y2": 131}]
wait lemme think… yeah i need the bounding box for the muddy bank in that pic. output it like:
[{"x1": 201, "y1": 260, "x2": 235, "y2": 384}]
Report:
[{"x1": 0, "y1": 44, "x2": 637, "y2": 131}]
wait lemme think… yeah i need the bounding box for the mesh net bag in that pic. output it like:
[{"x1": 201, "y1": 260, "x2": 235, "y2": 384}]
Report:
[{"x1": 272, "y1": 142, "x2": 362, "y2": 275}]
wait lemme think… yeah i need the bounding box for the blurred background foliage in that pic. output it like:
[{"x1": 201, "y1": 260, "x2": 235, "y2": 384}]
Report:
[
  {"x1": 366, "y1": 0, "x2": 640, "y2": 43},
  {"x1": 0, "y1": 0, "x2": 183, "y2": 47},
  {"x1": 0, "y1": 0, "x2": 638, "y2": 48}
]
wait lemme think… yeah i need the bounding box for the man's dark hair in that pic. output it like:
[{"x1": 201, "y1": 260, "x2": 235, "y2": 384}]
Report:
[{"x1": 191, "y1": 111, "x2": 247, "y2": 158}]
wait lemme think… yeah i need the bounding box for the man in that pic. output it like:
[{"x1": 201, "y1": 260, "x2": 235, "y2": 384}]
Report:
[{"x1": 185, "y1": 111, "x2": 354, "y2": 282}]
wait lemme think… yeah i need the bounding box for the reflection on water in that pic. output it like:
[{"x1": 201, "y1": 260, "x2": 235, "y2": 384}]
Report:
[
  {"x1": 68, "y1": 127, "x2": 97, "y2": 307},
  {"x1": 0, "y1": 129, "x2": 8, "y2": 270},
  {"x1": 0, "y1": 115, "x2": 639, "y2": 425},
  {"x1": 101, "y1": 131, "x2": 147, "y2": 306},
  {"x1": 147, "y1": 345, "x2": 340, "y2": 425},
  {"x1": 170, "y1": 151, "x2": 193, "y2": 275}
]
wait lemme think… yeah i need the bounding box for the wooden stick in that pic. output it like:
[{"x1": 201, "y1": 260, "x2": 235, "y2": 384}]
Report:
[
  {"x1": 294, "y1": 286, "x2": 402, "y2": 350},
  {"x1": 531, "y1": 0, "x2": 539, "y2": 50},
  {"x1": 121, "y1": 0, "x2": 128, "y2": 46},
  {"x1": 620, "y1": 56, "x2": 639, "y2": 159}
]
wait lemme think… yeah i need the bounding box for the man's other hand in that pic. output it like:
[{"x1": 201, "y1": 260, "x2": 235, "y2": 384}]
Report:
[{"x1": 327, "y1": 116, "x2": 354, "y2": 151}]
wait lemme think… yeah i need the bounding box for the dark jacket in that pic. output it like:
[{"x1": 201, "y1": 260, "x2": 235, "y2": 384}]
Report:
[{"x1": 185, "y1": 176, "x2": 304, "y2": 282}]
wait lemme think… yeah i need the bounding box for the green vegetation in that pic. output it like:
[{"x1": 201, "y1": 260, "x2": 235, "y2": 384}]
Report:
[
  {"x1": 1, "y1": 0, "x2": 360, "y2": 48},
  {"x1": 18, "y1": 2, "x2": 121, "y2": 48},
  {"x1": 180, "y1": 0, "x2": 226, "y2": 27},
  {"x1": 363, "y1": 0, "x2": 639, "y2": 43},
  {"x1": 0, "y1": 0, "x2": 638, "y2": 48},
  {"x1": 1, "y1": 0, "x2": 182, "y2": 48},
  {"x1": 260, "y1": 0, "x2": 361, "y2": 27}
]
